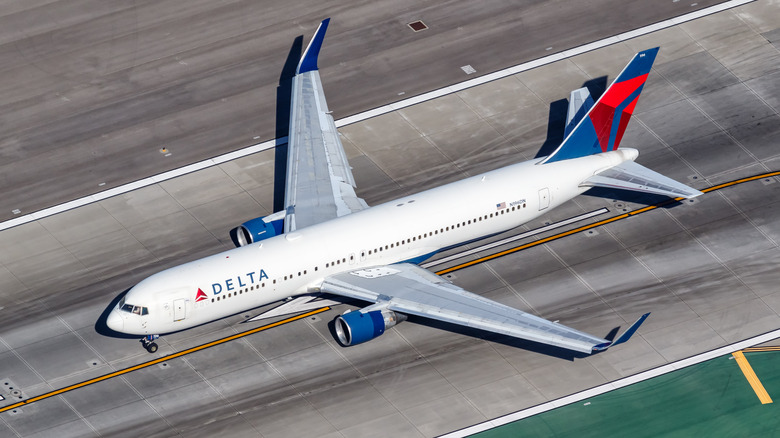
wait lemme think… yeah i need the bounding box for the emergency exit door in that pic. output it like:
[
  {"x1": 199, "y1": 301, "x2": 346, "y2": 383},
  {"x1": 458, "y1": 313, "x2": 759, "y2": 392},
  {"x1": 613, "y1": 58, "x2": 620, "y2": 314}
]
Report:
[
  {"x1": 173, "y1": 299, "x2": 186, "y2": 321},
  {"x1": 538, "y1": 188, "x2": 550, "y2": 210}
]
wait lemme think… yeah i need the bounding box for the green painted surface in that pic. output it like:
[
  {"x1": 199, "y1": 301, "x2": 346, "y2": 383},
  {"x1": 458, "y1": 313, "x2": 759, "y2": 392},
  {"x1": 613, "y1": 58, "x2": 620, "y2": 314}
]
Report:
[{"x1": 473, "y1": 352, "x2": 780, "y2": 437}]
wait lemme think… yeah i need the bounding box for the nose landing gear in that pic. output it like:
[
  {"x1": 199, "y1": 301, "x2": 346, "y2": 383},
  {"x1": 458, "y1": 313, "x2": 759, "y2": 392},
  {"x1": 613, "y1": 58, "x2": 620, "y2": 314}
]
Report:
[{"x1": 141, "y1": 335, "x2": 160, "y2": 353}]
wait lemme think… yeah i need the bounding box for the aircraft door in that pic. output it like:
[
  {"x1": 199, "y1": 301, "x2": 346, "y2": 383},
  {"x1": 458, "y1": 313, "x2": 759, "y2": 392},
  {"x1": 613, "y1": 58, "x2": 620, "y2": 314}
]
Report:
[
  {"x1": 173, "y1": 299, "x2": 186, "y2": 321},
  {"x1": 538, "y1": 188, "x2": 550, "y2": 211}
]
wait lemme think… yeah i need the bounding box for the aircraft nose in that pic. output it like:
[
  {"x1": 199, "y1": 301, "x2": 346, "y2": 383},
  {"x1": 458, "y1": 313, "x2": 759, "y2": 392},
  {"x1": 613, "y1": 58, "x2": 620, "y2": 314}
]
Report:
[{"x1": 107, "y1": 310, "x2": 124, "y2": 332}]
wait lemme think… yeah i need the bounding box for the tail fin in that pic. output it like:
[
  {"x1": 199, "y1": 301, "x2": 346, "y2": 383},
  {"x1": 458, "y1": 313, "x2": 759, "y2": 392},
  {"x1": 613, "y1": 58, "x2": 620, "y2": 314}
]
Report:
[{"x1": 542, "y1": 47, "x2": 659, "y2": 164}]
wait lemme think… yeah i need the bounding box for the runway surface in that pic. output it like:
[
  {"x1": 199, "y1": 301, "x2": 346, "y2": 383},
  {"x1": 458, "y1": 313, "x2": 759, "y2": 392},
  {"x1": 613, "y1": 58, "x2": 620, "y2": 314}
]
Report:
[
  {"x1": 0, "y1": 0, "x2": 727, "y2": 222},
  {"x1": 1, "y1": 0, "x2": 780, "y2": 437}
]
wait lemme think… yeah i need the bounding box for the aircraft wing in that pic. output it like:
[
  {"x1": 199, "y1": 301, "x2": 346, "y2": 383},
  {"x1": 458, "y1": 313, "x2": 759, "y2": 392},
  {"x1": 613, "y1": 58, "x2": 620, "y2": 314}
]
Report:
[
  {"x1": 320, "y1": 263, "x2": 648, "y2": 354},
  {"x1": 284, "y1": 19, "x2": 368, "y2": 233}
]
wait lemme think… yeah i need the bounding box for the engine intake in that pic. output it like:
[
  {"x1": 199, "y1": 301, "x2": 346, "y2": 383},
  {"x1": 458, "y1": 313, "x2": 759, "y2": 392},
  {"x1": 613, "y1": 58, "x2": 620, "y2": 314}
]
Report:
[
  {"x1": 235, "y1": 211, "x2": 285, "y2": 246},
  {"x1": 335, "y1": 309, "x2": 406, "y2": 346}
]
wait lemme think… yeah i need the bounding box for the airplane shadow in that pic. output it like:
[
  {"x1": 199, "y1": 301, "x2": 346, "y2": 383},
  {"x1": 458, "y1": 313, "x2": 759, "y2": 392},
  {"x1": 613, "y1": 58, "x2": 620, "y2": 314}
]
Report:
[
  {"x1": 273, "y1": 36, "x2": 303, "y2": 213},
  {"x1": 584, "y1": 186, "x2": 686, "y2": 209},
  {"x1": 94, "y1": 288, "x2": 140, "y2": 339}
]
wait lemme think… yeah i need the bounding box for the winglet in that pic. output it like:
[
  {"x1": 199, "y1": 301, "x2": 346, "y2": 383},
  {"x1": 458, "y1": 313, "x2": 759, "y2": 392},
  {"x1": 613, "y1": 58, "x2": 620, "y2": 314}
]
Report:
[
  {"x1": 296, "y1": 18, "x2": 330, "y2": 74},
  {"x1": 592, "y1": 312, "x2": 650, "y2": 351}
]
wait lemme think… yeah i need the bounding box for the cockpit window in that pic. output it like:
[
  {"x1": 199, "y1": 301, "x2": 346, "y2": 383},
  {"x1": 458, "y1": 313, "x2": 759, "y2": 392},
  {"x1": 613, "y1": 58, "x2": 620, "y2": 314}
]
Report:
[{"x1": 120, "y1": 303, "x2": 148, "y2": 315}]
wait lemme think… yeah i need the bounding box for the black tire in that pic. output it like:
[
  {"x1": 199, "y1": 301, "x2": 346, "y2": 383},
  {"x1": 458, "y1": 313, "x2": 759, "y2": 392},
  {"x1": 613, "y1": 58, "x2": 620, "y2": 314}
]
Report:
[{"x1": 147, "y1": 342, "x2": 158, "y2": 353}]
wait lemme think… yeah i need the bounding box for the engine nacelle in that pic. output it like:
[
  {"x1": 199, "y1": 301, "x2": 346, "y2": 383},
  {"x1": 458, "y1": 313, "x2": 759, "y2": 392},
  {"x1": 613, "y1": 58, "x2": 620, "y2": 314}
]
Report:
[
  {"x1": 235, "y1": 211, "x2": 285, "y2": 246},
  {"x1": 335, "y1": 309, "x2": 407, "y2": 346}
]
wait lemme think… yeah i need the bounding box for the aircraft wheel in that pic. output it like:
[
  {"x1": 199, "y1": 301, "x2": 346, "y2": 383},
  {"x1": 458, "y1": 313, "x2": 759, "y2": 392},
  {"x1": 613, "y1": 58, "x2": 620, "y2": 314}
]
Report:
[{"x1": 147, "y1": 342, "x2": 158, "y2": 353}]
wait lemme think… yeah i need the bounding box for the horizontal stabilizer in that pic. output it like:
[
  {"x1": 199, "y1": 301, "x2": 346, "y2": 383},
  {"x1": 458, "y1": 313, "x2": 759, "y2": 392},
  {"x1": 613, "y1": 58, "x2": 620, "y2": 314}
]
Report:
[
  {"x1": 592, "y1": 312, "x2": 650, "y2": 351},
  {"x1": 581, "y1": 160, "x2": 703, "y2": 199},
  {"x1": 564, "y1": 88, "x2": 594, "y2": 139}
]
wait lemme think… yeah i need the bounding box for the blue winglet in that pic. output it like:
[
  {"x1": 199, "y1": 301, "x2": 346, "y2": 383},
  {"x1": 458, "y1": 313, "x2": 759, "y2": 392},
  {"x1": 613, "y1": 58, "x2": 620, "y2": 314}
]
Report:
[
  {"x1": 296, "y1": 18, "x2": 330, "y2": 74},
  {"x1": 592, "y1": 312, "x2": 650, "y2": 351}
]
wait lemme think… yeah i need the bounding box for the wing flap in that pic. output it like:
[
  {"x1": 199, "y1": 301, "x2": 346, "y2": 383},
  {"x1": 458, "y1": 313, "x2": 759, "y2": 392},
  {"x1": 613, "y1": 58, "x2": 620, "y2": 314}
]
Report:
[{"x1": 321, "y1": 264, "x2": 613, "y2": 354}]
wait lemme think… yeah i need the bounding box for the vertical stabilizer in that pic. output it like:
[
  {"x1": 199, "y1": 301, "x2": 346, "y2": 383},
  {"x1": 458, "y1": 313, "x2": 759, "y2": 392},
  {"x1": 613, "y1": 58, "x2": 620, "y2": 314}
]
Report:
[{"x1": 542, "y1": 47, "x2": 659, "y2": 164}]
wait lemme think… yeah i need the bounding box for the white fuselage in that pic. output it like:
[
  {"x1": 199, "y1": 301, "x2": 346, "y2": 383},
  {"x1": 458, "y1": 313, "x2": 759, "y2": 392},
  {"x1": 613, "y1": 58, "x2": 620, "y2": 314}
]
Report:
[{"x1": 107, "y1": 149, "x2": 637, "y2": 336}]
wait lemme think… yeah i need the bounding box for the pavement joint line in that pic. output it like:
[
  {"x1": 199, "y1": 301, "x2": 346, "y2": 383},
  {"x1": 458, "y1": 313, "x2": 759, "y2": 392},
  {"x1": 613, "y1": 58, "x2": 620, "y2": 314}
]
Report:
[
  {"x1": 435, "y1": 170, "x2": 780, "y2": 276},
  {"x1": 4, "y1": 169, "x2": 771, "y2": 415},
  {"x1": 732, "y1": 351, "x2": 773, "y2": 404},
  {"x1": 421, "y1": 207, "x2": 609, "y2": 269},
  {"x1": 0, "y1": 307, "x2": 330, "y2": 414},
  {"x1": 0, "y1": 0, "x2": 755, "y2": 233}
]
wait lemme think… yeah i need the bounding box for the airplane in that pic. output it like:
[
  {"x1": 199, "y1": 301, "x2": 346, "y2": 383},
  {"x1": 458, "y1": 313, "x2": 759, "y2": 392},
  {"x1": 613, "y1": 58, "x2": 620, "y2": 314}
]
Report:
[{"x1": 106, "y1": 18, "x2": 701, "y2": 355}]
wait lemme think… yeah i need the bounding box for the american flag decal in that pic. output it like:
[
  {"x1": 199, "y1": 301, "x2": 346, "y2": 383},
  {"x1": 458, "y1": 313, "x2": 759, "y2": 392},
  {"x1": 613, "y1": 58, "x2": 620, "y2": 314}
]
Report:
[{"x1": 496, "y1": 202, "x2": 506, "y2": 210}]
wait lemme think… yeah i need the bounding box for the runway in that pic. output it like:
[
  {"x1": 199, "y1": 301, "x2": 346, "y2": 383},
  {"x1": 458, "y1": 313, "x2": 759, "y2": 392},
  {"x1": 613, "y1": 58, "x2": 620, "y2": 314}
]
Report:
[
  {"x1": 1, "y1": 0, "x2": 780, "y2": 436},
  {"x1": 0, "y1": 0, "x2": 728, "y2": 221}
]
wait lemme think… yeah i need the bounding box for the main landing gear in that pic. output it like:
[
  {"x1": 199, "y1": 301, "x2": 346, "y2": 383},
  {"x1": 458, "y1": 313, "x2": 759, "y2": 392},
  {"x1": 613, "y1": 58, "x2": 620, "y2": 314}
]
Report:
[{"x1": 141, "y1": 335, "x2": 160, "y2": 353}]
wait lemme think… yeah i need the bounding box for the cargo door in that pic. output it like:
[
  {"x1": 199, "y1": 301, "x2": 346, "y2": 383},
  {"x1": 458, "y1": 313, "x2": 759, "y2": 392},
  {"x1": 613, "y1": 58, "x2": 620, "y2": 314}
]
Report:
[
  {"x1": 538, "y1": 188, "x2": 550, "y2": 210},
  {"x1": 173, "y1": 299, "x2": 186, "y2": 321}
]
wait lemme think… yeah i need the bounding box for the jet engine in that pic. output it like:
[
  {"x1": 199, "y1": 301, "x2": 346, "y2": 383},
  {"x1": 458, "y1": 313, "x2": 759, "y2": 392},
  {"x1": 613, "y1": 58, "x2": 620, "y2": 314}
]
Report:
[
  {"x1": 335, "y1": 308, "x2": 407, "y2": 346},
  {"x1": 235, "y1": 211, "x2": 285, "y2": 246}
]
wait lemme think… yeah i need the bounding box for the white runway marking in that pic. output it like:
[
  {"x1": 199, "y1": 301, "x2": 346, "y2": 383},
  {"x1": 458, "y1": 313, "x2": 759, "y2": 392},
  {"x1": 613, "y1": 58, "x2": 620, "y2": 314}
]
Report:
[
  {"x1": 0, "y1": 0, "x2": 754, "y2": 233},
  {"x1": 440, "y1": 327, "x2": 780, "y2": 437}
]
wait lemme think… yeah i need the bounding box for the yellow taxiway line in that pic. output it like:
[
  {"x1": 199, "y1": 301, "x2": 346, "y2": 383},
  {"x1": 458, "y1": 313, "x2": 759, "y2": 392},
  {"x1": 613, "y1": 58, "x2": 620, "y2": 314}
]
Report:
[
  {"x1": 742, "y1": 346, "x2": 780, "y2": 353},
  {"x1": 732, "y1": 351, "x2": 773, "y2": 404},
  {"x1": 3, "y1": 170, "x2": 780, "y2": 414},
  {"x1": 436, "y1": 170, "x2": 780, "y2": 275},
  {"x1": 0, "y1": 307, "x2": 330, "y2": 414}
]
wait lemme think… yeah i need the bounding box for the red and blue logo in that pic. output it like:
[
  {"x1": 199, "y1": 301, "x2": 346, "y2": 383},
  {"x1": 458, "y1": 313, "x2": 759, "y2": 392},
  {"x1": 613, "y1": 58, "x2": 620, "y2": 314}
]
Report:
[{"x1": 195, "y1": 288, "x2": 208, "y2": 302}]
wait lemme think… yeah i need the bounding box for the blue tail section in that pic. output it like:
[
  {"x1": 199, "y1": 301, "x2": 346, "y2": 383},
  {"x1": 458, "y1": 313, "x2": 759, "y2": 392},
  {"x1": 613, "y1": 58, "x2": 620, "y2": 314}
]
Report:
[
  {"x1": 542, "y1": 47, "x2": 659, "y2": 164},
  {"x1": 296, "y1": 18, "x2": 330, "y2": 74}
]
